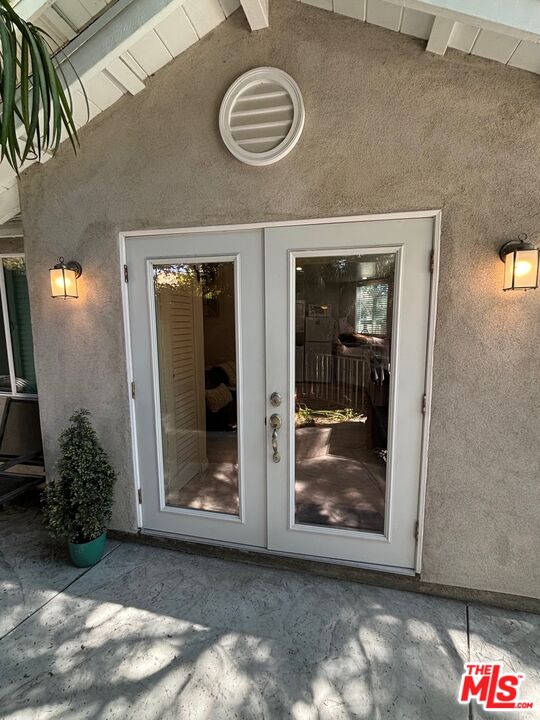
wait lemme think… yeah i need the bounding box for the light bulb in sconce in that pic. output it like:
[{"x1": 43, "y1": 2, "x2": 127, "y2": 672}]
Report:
[
  {"x1": 514, "y1": 259, "x2": 533, "y2": 277},
  {"x1": 499, "y1": 234, "x2": 539, "y2": 291}
]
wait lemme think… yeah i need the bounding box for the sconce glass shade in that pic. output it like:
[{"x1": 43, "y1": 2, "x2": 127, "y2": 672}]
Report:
[
  {"x1": 50, "y1": 258, "x2": 82, "y2": 299},
  {"x1": 500, "y1": 235, "x2": 539, "y2": 291}
]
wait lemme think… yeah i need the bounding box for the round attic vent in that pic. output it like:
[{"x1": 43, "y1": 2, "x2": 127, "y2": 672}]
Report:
[{"x1": 219, "y1": 67, "x2": 305, "y2": 166}]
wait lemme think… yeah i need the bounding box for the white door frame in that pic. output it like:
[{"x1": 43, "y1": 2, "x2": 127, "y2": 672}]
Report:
[{"x1": 119, "y1": 209, "x2": 441, "y2": 574}]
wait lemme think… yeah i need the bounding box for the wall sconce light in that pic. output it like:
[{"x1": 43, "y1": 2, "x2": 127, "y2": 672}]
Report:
[
  {"x1": 50, "y1": 257, "x2": 83, "y2": 299},
  {"x1": 499, "y1": 233, "x2": 539, "y2": 291}
]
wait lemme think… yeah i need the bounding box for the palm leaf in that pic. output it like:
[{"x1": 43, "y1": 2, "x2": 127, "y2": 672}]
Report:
[{"x1": 0, "y1": 0, "x2": 85, "y2": 173}]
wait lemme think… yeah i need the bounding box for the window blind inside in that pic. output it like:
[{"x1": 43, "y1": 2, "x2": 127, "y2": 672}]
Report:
[{"x1": 355, "y1": 282, "x2": 389, "y2": 336}]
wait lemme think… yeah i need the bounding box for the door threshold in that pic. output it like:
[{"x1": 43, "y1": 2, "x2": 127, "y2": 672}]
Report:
[{"x1": 140, "y1": 527, "x2": 415, "y2": 576}]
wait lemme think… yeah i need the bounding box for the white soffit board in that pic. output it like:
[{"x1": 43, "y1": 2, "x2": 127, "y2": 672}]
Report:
[
  {"x1": 400, "y1": 7, "x2": 433, "y2": 39},
  {"x1": 80, "y1": 0, "x2": 110, "y2": 14},
  {"x1": 41, "y1": 9, "x2": 77, "y2": 44},
  {"x1": 106, "y1": 56, "x2": 146, "y2": 94},
  {"x1": 54, "y1": 0, "x2": 93, "y2": 28},
  {"x1": 154, "y1": 7, "x2": 199, "y2": 57},
  {"x1": 120, "y1": 51, "x2": 148, "y2": 81},
  {"x1": 508, "y1": 41, "x2": 540, "y2": 74},
  {"x1": 448, "y1": 22, "x2": 479, "y2": 53},
  {"x1": 70, "y1": 88, "x2": 101, "y2": 127},
  {"x1": 128, "y1": 29, "x2": 173, "y2": 75},
  {"x1": 74, "y1": 90, "x2": 101, "y2": 123},
  {"x1": 83, "y1": 71, "x2": 125, "y2": 110},
  {"x1": 183, "y1": 0, "x2": 226, "y2": 37},
  {"x1": 366, "y1": 0, "x2": 403, "y2": 31},
  {"x1": 471, "y1": 30, "x2": 520, "y2": 64},
  {"x1": 334, "y1": 0, "x2": 366, "y2": 22}
]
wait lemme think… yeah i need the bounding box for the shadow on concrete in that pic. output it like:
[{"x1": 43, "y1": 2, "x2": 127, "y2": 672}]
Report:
[{"x1": 0, "y1": 505, "x2": 537, "y2": 719}]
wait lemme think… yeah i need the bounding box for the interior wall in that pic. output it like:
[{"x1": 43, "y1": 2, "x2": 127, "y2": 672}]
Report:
[
  {"x1": 203, "y1": 263, "x2": 236, "y2": 368},
  {"x1": 19, "y1": 0, "x2": 540, "y2": 598}
]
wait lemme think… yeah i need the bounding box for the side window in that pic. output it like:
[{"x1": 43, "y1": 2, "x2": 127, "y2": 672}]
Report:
[{"x1": 0, "y1": 257, "x2": 37, "y2": 394}]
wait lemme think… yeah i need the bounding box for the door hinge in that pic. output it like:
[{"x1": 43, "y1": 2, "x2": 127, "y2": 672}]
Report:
[
  {"x1": 414, "y1": 520, "x2": 419, "y2": 541},
  {"x1": 430, "y1": 251, "x2": 435, "y2": 273},
  {"x1": 124, "y1": 264, "x2": 129, "y2": 283},
  {"x1": 421, "y1": 394, "x2": 427, "y2": 414},
  {"x1": 138, "y1": 488, "x2": 142, "y2": 504},
  {"x1": 131, "y1": 381, "x2": 136, "y2": 399}
]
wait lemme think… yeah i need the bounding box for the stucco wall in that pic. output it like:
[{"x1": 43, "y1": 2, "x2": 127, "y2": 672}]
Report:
[{"x1": 19, "y1": 0, "x2": 540, "y2": 598}]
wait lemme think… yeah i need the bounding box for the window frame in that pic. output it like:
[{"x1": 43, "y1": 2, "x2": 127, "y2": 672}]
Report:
[{"x1": 0, "y1": 252, "x2": 38, "y2": 398}]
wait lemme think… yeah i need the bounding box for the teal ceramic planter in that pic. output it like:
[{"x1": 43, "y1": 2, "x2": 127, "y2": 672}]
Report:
[{"x1": 68, "y1": 532, "x2": 106, "y2": 567}]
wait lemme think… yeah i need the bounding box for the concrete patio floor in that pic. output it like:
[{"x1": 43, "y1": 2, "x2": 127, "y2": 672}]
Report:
[{"x1": 0, "y1": 506, "x2": 538, "y2": 719}]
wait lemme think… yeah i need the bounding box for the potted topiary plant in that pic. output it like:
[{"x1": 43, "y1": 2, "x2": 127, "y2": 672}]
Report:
[{"x1": 43, "y1": 409, "x2": 117, "y2": 567}]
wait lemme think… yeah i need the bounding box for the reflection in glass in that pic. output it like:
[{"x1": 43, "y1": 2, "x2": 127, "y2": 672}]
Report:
[
  {"x1": 153, "y1": 262, "x2": 239, "y2": 515},
  {"x1": 294, "y1": 253, "x2": 395, "y2": 534}
]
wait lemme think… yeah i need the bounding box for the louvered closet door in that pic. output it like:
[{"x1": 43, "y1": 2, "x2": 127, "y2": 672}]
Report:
[
  {"x1": 126, "y1": 230, "x2": 266, "y2": 547},
  {"x1": 155, "y1": 284, "x2": 206, "y2": 496}
]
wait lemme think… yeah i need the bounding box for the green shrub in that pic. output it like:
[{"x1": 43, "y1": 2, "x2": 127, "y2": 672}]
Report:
[{"x1": 43, "y1": 409, "x2": 117, "y2": 544}]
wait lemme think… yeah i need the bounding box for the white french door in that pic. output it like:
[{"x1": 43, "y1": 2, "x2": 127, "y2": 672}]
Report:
[
  {"x1": 126, "y1": 230, "x2": 266, "y2": 547},
  {"x1": 265, "y1": 218, "x2": 433, "y2": 570},
  {"x1": 125, "y1": 215, "x2": 435, "y2": 571}
]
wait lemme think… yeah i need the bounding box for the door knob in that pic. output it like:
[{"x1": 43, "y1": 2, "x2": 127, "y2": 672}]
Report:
[{"x1": 269, "y1": 413, "x2": 282, "y2": 463}]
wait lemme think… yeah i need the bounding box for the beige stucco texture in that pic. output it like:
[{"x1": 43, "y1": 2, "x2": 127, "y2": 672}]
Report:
[{"x1": 20, "y1": 0, "x2": 540, "y2": 597}]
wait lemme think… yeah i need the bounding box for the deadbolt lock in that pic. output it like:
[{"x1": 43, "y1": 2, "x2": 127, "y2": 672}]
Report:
[{"x1": 270, "y1": 392, "x2": 282, "y2": 407}]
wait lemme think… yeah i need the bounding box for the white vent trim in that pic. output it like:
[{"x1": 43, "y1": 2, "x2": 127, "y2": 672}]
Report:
[{"x1": 219, "y1": 67, "x2": 305, "y2": 166}]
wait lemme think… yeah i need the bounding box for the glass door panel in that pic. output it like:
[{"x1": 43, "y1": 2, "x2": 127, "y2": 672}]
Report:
[
  {"x1": 294, "y1": 253, "x2": 396, "y2": 534},
  {"x1": 153, "y1": 261, "x2": 239, "y2": 516}
]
